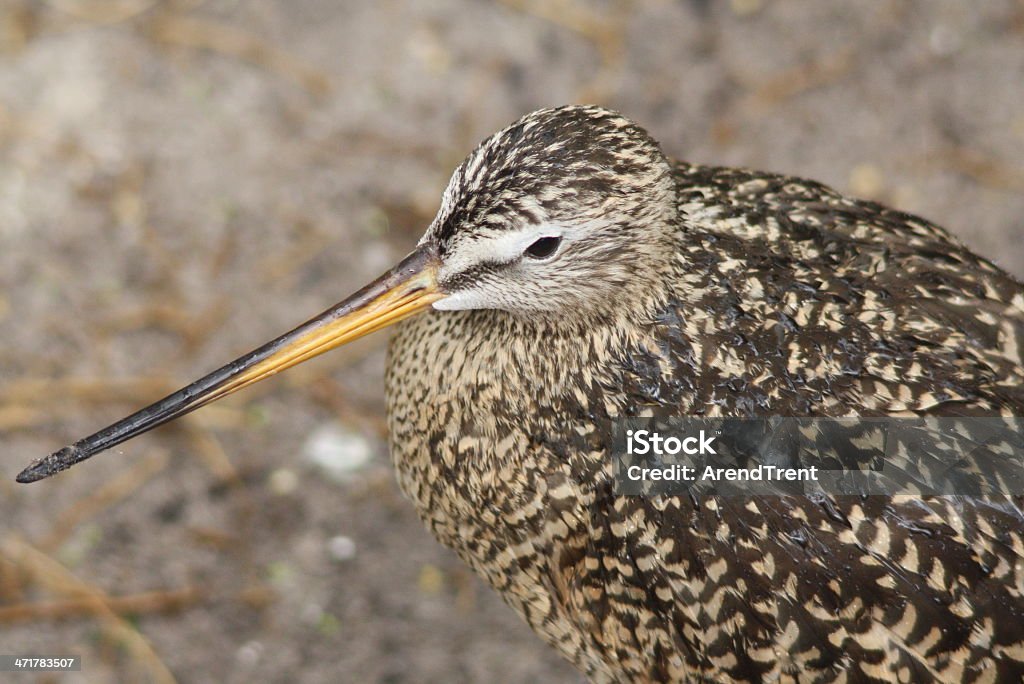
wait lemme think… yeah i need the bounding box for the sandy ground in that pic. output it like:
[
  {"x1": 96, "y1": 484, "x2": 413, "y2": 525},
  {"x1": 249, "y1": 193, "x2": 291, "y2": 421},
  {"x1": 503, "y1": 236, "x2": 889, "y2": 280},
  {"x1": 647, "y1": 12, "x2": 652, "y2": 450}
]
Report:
[{"x1": 1, "y1": 1, "x2": 1022, "y2": 682}]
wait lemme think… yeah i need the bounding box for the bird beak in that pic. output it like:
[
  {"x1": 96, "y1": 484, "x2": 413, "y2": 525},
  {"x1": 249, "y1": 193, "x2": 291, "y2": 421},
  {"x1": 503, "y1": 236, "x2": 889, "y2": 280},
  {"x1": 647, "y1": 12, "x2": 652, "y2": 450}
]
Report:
[{"x1": 16, "y1": 245, "x2": 444, "y2": 484}]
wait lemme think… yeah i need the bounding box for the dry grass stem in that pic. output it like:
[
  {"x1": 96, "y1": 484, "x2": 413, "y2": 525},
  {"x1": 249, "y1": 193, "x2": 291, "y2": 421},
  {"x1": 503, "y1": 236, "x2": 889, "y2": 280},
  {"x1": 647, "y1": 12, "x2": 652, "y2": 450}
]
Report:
[{"x1": 2, "y1": 536, "x2": 177, "y2": 684}]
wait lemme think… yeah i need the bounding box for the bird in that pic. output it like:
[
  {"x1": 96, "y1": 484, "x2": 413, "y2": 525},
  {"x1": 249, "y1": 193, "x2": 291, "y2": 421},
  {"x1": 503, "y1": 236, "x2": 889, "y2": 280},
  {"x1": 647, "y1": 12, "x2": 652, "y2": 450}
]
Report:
[{"x1": 16, "y1": 105, "x2": 1024, "y2": 683}]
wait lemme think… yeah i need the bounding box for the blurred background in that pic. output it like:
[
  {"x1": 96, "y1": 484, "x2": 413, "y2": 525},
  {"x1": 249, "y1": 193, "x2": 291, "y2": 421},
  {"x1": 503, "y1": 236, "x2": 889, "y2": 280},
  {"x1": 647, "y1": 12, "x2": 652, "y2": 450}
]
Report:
[{"x1": 1, "y1": 1, "x2": 1022, "y2": 682}]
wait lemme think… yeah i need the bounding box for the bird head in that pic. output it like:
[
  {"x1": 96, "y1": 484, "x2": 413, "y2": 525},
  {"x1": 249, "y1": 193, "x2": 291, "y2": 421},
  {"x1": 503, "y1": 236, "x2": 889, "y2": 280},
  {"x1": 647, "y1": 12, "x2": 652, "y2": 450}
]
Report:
[
  {"x1": 426, "y1": 105, "x2": 678, "y2": 318},
  {"x1": 17, "y1": 106, "x2": 679, "y2": 483}
]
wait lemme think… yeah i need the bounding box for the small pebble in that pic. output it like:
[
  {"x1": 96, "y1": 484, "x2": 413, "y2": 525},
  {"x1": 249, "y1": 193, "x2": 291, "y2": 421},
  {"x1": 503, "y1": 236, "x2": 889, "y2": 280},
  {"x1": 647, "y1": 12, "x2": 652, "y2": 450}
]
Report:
[
  {"x1": 268, "y1": 467, "x2": 299, "y2": 495},
  {"x1": 236, "y1": 641, "x2": 264, "y2": 667},
  {"x1": 327, "y1": 535, "x2": 357, "y2": 562},
  {"x1": 303, "y1": 422, "x2": 374, "y2": 481}
]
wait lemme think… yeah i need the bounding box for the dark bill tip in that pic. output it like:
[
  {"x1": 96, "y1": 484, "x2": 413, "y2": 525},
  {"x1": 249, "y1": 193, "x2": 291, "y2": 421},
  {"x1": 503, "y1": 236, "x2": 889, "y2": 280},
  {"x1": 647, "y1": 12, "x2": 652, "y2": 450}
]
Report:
[{"x1": 16, "y1": 445, "x2": 84, "y2": 483}]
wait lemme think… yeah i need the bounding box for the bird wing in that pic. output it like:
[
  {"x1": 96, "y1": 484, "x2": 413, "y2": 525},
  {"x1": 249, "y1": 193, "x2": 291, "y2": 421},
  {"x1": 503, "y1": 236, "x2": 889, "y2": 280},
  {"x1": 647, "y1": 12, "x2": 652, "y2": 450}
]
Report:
[
  {"x1": 546, "y1": 164, "x2": 1024, "y2": 681},
  {"x1": 669, "y1": 162, "x2": 1024, "y2": 418},
  {"x1": 553, "y1": 486, "x2": 1024, "y2": 682}
]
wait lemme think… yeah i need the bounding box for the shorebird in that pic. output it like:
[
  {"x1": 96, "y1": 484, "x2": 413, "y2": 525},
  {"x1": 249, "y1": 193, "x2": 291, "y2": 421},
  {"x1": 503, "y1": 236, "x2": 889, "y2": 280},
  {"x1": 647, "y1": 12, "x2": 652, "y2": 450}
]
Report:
[{"x1": 18, "y1": 105, "x2": 1024, "y2": 682}]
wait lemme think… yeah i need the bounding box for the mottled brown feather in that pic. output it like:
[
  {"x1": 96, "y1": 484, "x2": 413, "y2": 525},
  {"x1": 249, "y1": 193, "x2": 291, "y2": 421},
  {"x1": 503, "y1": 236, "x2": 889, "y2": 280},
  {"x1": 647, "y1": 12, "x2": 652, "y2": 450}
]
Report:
[{"x1": 385, "y1": 107, "x2": 1024, "y2": 683}]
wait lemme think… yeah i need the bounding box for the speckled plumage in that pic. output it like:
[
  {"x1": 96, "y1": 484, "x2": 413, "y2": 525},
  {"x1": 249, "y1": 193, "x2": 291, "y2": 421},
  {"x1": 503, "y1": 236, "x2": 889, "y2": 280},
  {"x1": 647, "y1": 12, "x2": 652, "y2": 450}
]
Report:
[{"x1": 385, "y1": 106, "x2": 1024, "y2": 682}]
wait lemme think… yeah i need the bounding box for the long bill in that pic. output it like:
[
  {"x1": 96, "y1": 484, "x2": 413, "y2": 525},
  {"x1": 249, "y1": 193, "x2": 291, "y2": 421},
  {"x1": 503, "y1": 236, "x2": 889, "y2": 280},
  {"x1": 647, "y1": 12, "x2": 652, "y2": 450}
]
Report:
[{"x1": 16, "y1": 245, "x2": 444, "y2": 484}]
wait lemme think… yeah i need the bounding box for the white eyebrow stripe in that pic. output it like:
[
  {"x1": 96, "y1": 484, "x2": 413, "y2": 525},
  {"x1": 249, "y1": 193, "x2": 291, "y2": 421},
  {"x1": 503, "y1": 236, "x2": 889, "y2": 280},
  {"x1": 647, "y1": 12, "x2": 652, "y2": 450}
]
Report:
[
  {"x1": 485, "y1": 226, "x2": 564, "y2": 261},
  {"x1": 438, "y1": 224, "x2": 565, "y2": 279}
]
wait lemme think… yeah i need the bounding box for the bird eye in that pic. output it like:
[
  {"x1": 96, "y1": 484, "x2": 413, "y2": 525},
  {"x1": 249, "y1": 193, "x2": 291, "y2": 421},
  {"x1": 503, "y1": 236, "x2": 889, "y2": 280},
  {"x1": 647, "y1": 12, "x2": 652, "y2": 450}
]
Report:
[{"x1": 524, "y1": 236, "x2": 561, "y2": 260}]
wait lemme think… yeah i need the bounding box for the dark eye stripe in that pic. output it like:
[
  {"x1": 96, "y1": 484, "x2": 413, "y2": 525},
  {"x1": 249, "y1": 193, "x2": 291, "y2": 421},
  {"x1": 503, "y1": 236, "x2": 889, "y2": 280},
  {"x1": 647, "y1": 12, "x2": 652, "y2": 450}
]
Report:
[{"x1": 441, "y1": 262, "x2": 498, "y2": 291}]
